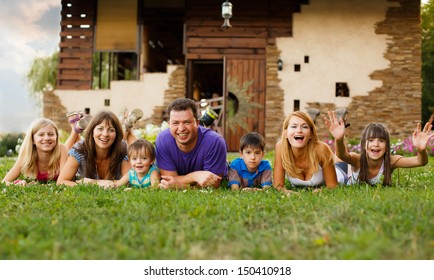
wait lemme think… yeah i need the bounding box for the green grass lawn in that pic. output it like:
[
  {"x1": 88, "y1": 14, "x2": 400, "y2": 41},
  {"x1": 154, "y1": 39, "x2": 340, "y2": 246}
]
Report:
[{"x1": 0, "y1": 156, "x2": 433, "y2": 260}]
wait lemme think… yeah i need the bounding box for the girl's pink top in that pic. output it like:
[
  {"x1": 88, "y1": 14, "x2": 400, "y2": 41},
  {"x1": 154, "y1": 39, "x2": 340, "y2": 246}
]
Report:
[{"x1": 36, "y1": 170, "x2": 58, "y2": 182}]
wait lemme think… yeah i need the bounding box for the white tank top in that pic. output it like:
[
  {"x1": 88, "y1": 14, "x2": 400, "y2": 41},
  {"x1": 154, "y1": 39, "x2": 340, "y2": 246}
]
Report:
[
  {"x1": 347, "y1": 161, "x2": 384, "y2": 185},
  {"x1": 287, "y1": 166, "x2": 347, "y2": 187}
]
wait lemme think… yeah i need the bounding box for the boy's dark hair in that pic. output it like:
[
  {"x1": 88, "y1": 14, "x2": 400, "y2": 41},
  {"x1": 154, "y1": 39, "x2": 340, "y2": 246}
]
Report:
[
  {"x1": 239, "y1": 132, "x2": 265, "y2": 151},
  {"x1": 128, "y1": 139, "x2": 156, "y2": 161},
  {"x1": 167, "y1": 98, "x2": 198, "y2": 120}
]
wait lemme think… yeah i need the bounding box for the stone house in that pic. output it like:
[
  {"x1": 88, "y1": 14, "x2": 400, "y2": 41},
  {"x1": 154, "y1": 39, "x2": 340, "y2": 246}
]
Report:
[{"x1": 45, "y1": 0, "x2": 422, "y2": 151}]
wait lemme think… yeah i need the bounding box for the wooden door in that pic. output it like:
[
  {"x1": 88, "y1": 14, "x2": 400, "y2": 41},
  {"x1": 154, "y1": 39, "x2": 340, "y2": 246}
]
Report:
[{"x1": 224, "y1": 58, "x2": 266, "y2": 152}]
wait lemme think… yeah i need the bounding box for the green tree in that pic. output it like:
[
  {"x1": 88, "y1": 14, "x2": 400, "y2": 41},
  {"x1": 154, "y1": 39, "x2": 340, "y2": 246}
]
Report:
[
  {"x1": 422, "y1": 0, "x2": 434, "y2": 123},
  {"x1": 26, "y1": 52, "x2": 58, "y2": 99}
]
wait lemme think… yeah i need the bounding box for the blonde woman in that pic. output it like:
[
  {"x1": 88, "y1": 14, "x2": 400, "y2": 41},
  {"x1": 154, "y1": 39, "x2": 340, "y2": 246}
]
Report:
[
  {"x1": 2, "y1": 118, "x2": 68, "y2": 185},
  {"x1": 273, "y1": 111, "x2": 346, "y2": 193}
]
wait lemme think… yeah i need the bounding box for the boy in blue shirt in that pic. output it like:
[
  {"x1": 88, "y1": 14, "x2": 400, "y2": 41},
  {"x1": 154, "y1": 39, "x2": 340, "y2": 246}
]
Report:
[{"x1": 228, "y1": 132, "x2": 272, "y2": 191}]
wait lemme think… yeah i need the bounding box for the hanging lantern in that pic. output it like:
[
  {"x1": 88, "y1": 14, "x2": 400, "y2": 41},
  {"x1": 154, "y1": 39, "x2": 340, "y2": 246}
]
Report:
[{"x1": 221, "y1": 0, "x2": 233, "y2": 29}]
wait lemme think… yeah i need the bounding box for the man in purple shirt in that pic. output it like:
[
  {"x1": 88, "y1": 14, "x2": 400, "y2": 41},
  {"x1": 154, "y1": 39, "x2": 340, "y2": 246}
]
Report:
[{"x1": 156, "y1": 98, "x2": 227, "y2": 189}]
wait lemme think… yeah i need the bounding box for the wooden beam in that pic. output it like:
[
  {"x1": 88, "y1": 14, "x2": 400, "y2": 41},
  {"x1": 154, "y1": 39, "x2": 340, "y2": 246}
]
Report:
[{"x1": 186, "y1": 37, "x2": 268, "y2": 49}]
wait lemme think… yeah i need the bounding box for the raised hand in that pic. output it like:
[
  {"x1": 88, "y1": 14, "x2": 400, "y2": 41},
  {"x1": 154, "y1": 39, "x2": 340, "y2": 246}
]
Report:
[
  {"x1": 412, "y1": 122, "x2": 434, "y2": 151},
  {"x1": 324, "y1": 111, "x2": 346, "y2": 140}
]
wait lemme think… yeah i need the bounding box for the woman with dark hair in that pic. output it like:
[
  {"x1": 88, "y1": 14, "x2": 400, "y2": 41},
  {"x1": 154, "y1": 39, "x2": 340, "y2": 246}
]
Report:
[
  {"x1": 325, "y1": 111, "x2": 433, "y2": 186},
  {"x1": 57, "y1": 110, "x2": 130, "y2": 187}
]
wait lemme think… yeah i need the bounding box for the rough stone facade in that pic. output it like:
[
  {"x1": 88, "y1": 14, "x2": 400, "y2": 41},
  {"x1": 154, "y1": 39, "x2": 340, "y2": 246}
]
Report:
[
  {"x1": 307, "y1": 0, "x2": 421, "y2": 141},
  {"x1": 348, "y1": 0, "x2": 421, "y2": 140},
  {"x1": 43, "y1": 90, "x2": 70, "y2": 133},
  {"x1": 265, "y1": 45, "x2": 286, "y2": 151},
  {"x1": 149, "y1": 65, "x2": 186, "y2": 125}
]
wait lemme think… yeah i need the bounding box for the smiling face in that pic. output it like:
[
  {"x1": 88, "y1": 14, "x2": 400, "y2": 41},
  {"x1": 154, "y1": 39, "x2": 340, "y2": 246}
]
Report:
[
  {"x1": 169, "y1": 109, "x2": 199, "y2": 152},
  {"x1": 33, "y1": 125, "x2": 57, "y2": 153},
  {"x1": 285, "y1": 115, "x2": 312, "y2": 148},
  {"x1": 129, "y1": 147, "x2": 154, "y2": 176},
  {"x1": 365, "y1": 137, "x2": 387, "y2": 161},
  {"x1": 93, "y1": 120, "x2": 116, "y2": 150},
  {"x1": 360, "y1": 123, "x2": 390, "y2": 163}
]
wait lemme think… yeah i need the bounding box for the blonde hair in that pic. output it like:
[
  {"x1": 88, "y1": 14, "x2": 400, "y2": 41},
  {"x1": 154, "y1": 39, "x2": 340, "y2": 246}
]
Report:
[
  {"x1": 280, "y1": 111, "x2": 333, "y2": 177},
  {"x1": 18, "y1": 118, "x2": 62, "y2": 179}
]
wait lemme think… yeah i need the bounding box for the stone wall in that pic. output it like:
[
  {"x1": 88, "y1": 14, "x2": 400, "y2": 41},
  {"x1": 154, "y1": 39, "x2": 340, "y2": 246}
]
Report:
[
  {"x1": 265, "y1": 45, "x2": 286, "y2": 151},
  {"x1": 345, "y1": 0, "x2": 421, "y2": 140},
  {"x1": 149, "y1": 65, "x2": 186, "y2": 125},
  {"x1": 42, "y1": 90, "x2": 70, "y2": 133},
  {"x1": 299, "y1": 0, "x2": 421, "y2": 141}
]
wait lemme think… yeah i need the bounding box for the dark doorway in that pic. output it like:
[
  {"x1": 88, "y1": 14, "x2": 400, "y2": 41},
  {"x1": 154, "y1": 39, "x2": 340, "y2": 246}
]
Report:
[
  {"x1": 187, "y1": 60, "x2": 225, "y2": 136},
  {"x1": 188, "y1": 60, "x2": 223, "y2": 102}
]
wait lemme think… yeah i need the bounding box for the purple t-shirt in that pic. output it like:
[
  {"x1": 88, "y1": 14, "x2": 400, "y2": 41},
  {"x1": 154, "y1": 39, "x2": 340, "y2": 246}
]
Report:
[{"x1": 155, "y1": 126, "x2": 228, "y2": 176}]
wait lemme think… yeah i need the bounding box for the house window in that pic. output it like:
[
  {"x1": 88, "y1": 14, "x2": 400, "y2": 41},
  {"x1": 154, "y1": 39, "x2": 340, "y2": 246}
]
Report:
[
  {"x1": 92, "y1": 52, "x2": 137, "y2": 89},
  {"x1": 104, "y1": 99, "x2": 110, "y2": 106},
  {"x1": 336, "y1": 82, "x2": 349, "y2": 97},
  {"x1": 294, "y1": 64, "x2": 301, "y2": 72},
  {"x1": 304, "y1": 56, "x2": 309, "y2": 63},
  {"x1": 294, "y1": 100, "x2": 300, "y2": 111}
]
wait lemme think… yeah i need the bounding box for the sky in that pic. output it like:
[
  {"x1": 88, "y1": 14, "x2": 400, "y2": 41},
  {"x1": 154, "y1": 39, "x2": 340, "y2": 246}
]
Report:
[
  {"x1": 0, "y1": 0, "x2": 430, "y2": 133},
  {"x1": 0, "y1": 0, "x2": 61, "y2": 133}
]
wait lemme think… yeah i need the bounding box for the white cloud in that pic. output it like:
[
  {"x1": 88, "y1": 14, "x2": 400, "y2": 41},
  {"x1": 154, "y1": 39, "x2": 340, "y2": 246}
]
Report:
[
  {"x1": 0, "y1": 0, "x2": 60, "y2": 74},
  {"x1": 0, "y1": 0, "x2": 61, "y2": 132}
]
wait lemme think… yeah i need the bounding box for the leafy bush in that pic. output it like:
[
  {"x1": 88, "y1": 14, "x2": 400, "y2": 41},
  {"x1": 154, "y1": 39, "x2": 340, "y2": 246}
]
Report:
[
  {"x1": 0, "y1": 133, "x2": 24, "y2": 157},
  {"x1": 58, "y1": 129, "x2": 70, "y2": 145},
  {"x1": 133, "y1": 122, "x2": 169, "y2": 144}
]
